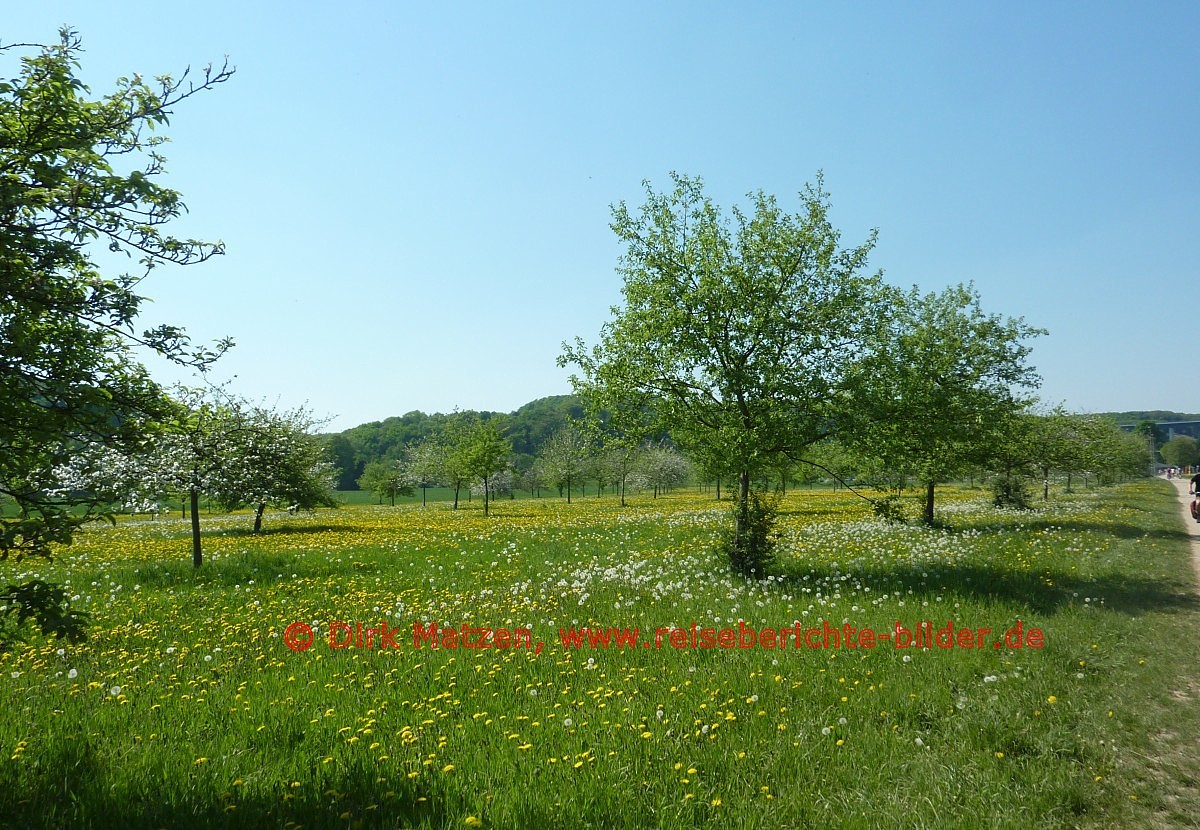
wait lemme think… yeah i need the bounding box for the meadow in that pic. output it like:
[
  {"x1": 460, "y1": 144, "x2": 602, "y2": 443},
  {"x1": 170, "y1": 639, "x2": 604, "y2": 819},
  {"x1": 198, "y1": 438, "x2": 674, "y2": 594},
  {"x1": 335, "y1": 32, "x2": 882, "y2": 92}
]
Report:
[{"x1": 1, "y1": 480, "x2": 1199, "y2": 829}]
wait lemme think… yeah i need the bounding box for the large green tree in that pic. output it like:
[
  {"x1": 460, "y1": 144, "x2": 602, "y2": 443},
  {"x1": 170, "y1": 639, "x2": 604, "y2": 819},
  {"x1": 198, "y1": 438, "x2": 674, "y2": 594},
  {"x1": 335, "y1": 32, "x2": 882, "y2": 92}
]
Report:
[
  {"x1": 0, "y1": 30, "x2": 231, "y2": 638},
  {"x1": 562, "y1": 173, "x2": 890, "y2": 576},
  {"x1": 848, "y1": 283, "x2": 1044, "y2": 524}
]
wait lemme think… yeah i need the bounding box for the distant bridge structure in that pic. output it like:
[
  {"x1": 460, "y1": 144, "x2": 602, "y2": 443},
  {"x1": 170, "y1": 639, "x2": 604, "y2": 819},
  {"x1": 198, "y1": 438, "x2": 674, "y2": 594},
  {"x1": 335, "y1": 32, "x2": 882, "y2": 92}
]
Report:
[{"x1": 1119, "y1": 421, "x2": 1200, "y2": 440}]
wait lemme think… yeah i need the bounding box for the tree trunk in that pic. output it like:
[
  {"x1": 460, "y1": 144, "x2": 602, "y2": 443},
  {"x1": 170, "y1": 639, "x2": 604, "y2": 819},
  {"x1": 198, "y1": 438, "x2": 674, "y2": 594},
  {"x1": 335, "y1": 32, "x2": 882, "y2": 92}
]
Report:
[
  {"x1": 254, "y1": 502, "x2": 266, "y2": 534},
  {"x1": 453, "y1": 483, "x2": 460, "y2": 510},
  {"x1": 484, "y1": 477, "x2": 490, "y2": 517},
  {"x1": 421, "y1": 486, "x2": 426, "y2": 507},
  {"x1": 620, "y1": 475, "x2": 626, "y2": 508},
  {"x1": 1042, "y1": 465, "x2": 1050, "y2": 501},
  {"x1": 734, "y1": 469, "x2": 751, "y2": 545},
  {"x1": 923, "y1": 481, "x2": 936, "y2": 526},
  {"x1": 716, "y1": 478, "x2": 721, "y2": 500},
  {"x1": 190, "y1": 488, "x2": 202, "y2": 568},
  {"x1": 567, "y1": 475, "x2": 572, "y2": 504}
]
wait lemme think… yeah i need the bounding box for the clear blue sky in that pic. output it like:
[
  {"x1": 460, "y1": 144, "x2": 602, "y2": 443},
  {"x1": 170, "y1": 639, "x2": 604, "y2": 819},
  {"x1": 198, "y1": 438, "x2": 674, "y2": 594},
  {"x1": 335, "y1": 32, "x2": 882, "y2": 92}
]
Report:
[{"x1": 8, "y1": 3, "x2": 1199, "y2": 430}]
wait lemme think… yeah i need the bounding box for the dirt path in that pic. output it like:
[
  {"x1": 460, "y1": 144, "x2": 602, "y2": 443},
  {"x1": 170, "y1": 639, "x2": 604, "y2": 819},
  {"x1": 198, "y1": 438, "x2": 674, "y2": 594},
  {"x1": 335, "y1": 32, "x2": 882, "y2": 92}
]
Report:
[{"x1": 1167, "y1": 477, "x2": 1200, "y2": 584}]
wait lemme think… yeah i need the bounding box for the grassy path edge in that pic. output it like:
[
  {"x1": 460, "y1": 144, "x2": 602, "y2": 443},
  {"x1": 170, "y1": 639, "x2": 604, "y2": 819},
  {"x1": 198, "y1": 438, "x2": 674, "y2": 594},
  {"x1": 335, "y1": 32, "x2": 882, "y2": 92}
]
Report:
[{"x1": 1167, "y1": 477, "x2": 1200, "y2": 585}]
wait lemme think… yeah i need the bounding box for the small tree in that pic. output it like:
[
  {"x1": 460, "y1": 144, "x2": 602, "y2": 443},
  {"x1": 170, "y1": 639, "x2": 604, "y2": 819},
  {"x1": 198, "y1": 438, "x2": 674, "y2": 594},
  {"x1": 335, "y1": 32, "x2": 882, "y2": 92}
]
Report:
[
  {"x1": 540, "y1": 423, "x2": 591, "y2": 503},
  {"x1": 519, "y1": 460, "x2": 547, "y2": 498},
  {"x1": 600, "y1": 441, "x2": 644, "y2": 506},
  {"x1": 458, "y1": 420, "x2": 511, "y2": 516},
  {"x1": 406, "y1": 439, "x2": 447, "y2": 506},
  {"x1": 55, "y1": 388, "x2": 236, "y2": 568},
  {"x1": 159, "y1": 392, "x2": 239, "y2": 567},
  {"x1": 357, "y1": 461, "x2": 414, "y2": 506},
  {"x1": 213, "y1": 403, "x2": 338, "y2": 531},
  {"x1": 633, "y1": 445, "x2": 691, "y2": 498},
  {"x1": 1103, "y1": 427, "x2": 1155, "y2": 482},
  {"x1": 442, "y1": 415, "x2": 476, "y2": 510}
]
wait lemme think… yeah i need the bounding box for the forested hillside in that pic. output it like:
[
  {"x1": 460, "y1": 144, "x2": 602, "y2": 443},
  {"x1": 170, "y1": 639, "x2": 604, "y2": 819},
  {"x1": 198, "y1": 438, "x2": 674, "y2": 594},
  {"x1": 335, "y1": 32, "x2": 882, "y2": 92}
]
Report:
[
  {"x1": 1100, "y1": 411, "x2": 1200, "y2": 424},
  {"x1": 323, "y1": 395, "x2": 584, "y2": 489}
]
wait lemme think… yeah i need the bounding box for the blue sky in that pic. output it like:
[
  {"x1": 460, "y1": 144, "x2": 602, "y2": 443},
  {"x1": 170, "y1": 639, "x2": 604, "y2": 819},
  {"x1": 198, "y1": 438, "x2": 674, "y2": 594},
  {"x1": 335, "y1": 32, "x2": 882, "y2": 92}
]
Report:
[{"x1": 8, "y1": 3, "x2": 1199, "y2": 430}]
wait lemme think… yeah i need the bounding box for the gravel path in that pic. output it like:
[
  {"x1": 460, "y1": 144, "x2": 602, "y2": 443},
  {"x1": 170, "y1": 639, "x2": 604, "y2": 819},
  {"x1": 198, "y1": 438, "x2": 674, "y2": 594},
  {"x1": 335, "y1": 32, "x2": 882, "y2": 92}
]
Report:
[{"x1": 1168, "y1": 476, "x2": 1200, "y2": 584}]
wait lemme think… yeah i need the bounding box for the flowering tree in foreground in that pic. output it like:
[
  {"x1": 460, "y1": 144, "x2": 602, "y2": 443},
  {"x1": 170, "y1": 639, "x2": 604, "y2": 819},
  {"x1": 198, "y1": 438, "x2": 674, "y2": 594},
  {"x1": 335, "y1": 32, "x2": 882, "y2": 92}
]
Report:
[
  {"x1": 55, "y1": 392, "x2": 338, "y2": 565},
  {"x1": 211, "y1": 403, "x2": 338, "y2": 532}
]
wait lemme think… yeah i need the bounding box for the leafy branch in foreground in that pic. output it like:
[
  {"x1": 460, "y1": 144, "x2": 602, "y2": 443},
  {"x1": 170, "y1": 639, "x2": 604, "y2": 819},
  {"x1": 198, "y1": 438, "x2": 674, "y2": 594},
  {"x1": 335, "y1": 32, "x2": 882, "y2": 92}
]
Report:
[{"x1": 1, "y1": 29, "x2": 233, "y2": 639}]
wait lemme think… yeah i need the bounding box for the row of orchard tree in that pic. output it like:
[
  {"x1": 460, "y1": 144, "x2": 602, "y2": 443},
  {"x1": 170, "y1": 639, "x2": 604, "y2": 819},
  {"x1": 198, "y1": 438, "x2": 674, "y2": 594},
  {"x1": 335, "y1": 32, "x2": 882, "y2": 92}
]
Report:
[
  {"x1": 356, "y1": 419, "x2": 694, "y2": 510},
  {"x1": 353, "y1": 400, "x2": 1147, "y2": 520}
]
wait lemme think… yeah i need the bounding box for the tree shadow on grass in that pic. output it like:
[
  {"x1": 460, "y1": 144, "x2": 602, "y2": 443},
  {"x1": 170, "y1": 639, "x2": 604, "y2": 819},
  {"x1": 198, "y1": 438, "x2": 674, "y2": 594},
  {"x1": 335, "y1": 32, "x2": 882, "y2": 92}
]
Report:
[
  {"x1": 103, "y1": 548, "x2": 389, "y2": 591},
  {"x1": 773, "y1": 560, "x2": 1200, "y2": 618},
  {"x1": 212, "y1": 524, "x2": 373, "y2": 538},
  {"x1": 0, "y1": 743, "x2": 584, "y2": 830},
  {"x1": 961, "y1": 517, "x2": 1192, "y2": 544}
]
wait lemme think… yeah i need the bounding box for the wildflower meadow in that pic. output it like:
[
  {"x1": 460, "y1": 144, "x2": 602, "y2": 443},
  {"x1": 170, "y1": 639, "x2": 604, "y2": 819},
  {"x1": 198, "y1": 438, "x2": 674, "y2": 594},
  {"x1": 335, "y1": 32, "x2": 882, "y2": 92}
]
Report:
[{"x1": 2, "y1": 480, "x2": 1199, "y2": 829}]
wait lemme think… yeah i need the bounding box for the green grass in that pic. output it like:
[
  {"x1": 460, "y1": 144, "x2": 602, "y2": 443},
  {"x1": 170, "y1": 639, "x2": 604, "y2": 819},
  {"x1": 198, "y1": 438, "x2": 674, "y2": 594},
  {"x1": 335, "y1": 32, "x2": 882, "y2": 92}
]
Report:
[{"x1": 1, "y1": 481, "x2": 1198, "y2": 828}]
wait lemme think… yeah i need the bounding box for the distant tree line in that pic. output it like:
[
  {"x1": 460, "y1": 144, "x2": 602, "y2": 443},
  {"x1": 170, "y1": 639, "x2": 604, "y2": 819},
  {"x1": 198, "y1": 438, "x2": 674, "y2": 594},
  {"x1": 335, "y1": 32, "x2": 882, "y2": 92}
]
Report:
[{"x1": 324, "y1": 395, "x2": 588, "y2": 491}]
